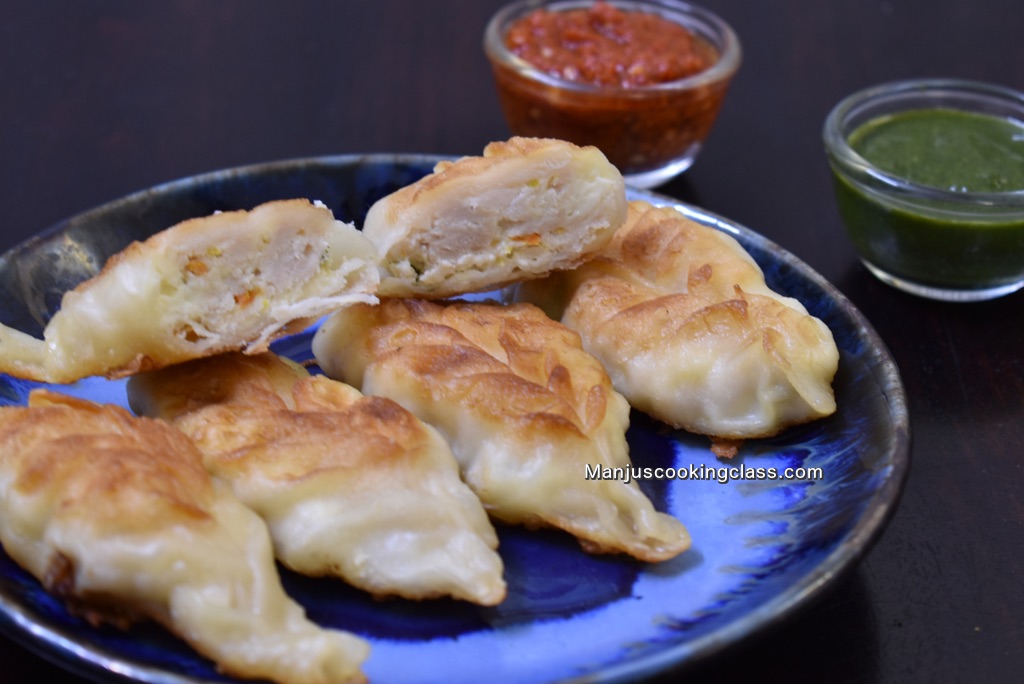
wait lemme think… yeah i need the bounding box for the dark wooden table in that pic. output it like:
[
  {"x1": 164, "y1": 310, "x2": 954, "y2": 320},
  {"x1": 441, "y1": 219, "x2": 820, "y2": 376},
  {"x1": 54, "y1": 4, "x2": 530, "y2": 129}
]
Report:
[{"x1": 1, "y1": 1, "x2": 1022, "y2": 682}]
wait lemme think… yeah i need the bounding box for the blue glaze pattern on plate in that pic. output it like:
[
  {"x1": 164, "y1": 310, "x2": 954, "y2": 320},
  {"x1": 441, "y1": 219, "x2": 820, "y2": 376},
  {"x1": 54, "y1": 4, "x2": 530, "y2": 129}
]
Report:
[{"x1": 0, "y1": 155, "x2": 909, "y2": 684}]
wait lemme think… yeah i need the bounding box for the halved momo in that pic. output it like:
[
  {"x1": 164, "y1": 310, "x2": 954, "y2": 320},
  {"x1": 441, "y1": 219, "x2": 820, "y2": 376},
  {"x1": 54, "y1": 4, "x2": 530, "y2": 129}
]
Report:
[
  {"x1": 0, "y1": 199, "x2": 379, "y2": 384},
  {"x1": 363, "y1": 137, "x2": 627, "y2": 299}
]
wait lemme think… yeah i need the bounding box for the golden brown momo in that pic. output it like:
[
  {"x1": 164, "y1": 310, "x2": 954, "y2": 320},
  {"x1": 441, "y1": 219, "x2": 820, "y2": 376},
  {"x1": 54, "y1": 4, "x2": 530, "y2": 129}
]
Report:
[
  {"x1": 363, "y1": 137, "x2": 627, "y2": 298},
  {"x1": 312, "y1": 298, "x2": 691, "y2": 563},
  {"x1": 514, "y1": 200, "x2": 840, "y2": 442},
  {"x1": 0, "y1": 199, "x2": 379, "y2": 384},
  {"x1": 0, "y1": 391, "x2": 368, "y2": 684},
  {"x1": 127, "y1": 351, "x2": 506, "y2": 606}
]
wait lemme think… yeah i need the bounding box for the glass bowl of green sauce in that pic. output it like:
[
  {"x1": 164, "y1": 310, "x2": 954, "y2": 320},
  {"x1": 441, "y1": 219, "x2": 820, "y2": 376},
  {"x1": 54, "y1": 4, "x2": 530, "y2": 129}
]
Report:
[{"x1": 823, "y1": 78, "x2": 1024, "y2": 302}]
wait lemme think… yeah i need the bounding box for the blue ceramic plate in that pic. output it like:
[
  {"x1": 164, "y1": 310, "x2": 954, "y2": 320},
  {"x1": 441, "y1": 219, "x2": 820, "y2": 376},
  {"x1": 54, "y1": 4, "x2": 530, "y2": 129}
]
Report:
[{"x1": 0, "y1": 155, "x2": 909, "y2": 684}]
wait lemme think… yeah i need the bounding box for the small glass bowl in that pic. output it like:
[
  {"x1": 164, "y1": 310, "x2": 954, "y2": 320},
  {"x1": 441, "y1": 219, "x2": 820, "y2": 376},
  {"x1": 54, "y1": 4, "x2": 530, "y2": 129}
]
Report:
[
  {"x1": 484, "y1": 0, "x2": 741, "y2": 188},
  {"x1": 823, "y1": 78, "x2": 1024, "y2": 302}
]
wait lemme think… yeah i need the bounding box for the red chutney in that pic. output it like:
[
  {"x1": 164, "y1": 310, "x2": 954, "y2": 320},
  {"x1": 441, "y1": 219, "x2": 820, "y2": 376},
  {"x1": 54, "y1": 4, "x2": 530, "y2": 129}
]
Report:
[
  {"x1": 505, "y1": 1, "x2": 717, "y2": 88},
  {"x1": 488, "y1": 1, "x2": 735, "y2": 179}
]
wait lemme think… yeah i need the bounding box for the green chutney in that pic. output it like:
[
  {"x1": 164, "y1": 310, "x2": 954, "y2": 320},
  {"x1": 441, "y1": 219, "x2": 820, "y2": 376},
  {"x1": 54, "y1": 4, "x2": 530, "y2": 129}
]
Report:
[
  {"x1": 850, "y1": 108, "x2": 1024, "y2": 192},
  {"x1": 833, "y1": 108, "x2": 1024, "y2": 291}
]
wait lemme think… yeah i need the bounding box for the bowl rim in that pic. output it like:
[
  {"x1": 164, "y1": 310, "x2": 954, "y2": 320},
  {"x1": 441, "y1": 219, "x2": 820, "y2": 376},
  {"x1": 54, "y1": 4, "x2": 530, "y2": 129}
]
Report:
[
  {"x1": 483, "y1": 0, "x2": 742, "y2": 96},
  {"x1": 822, "y1": 77, "x2": 1024, "y2": 209}
]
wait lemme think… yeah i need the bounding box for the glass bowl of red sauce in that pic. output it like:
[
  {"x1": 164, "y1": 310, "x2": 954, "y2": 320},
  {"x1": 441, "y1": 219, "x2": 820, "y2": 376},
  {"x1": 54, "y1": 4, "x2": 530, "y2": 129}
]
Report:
[
  {"x1": 484, "y1": 0, "x2": 741, "y2": 188},
  {"x1": 824, "y1": 79, "x2": 1024, "y2": 302}
]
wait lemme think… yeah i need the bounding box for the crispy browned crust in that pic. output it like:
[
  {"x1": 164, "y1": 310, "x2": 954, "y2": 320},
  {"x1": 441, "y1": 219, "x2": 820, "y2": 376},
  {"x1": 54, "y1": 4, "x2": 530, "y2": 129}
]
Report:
[
  {"x1": 128, "y1": 351, "x2": 507, "y2": 604},
  {"x1": 347, "y1": 298, "x2": 615, "y2": 439},
  {"x1": 0, "y1": 390, "x2": 215, "y2": 533},
  {"x1": 0, "y1": 389, "x2": 371, "y2": 682},
  {"x1": 130, "y1": 352, "x2": 456, "y2": 483},
  {"x1": 557, "y1": 201, "x2": 838, "y2": 439},
  {"x1": 0, "y1": 392, "x2": 213, "y2": 628},
  {"x1": 576, "y1": 200, "x2": 773, "y2": 300},
  {"x1": 315, "y1": 298, "x2": 692, "y2": 561}
]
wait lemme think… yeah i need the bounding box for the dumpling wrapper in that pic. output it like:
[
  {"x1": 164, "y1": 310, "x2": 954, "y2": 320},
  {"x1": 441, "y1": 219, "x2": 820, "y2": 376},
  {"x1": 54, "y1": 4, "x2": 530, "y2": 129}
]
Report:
[
  {"x1": 127, "y1": 351, "x2": 505, "y2": 606},
  {"x1": 313, "y1": 298, "x2": 691, "y2": 563},
  {"x1": 0, "y1": 390, "x2": 368, "y2": 684},
  {"x1": 0, "y1": 199, "x2": 379, "y2": 384},
  {"x1": 364, "y1": 137, "x2": 627, "y2": 299},
  {"x1": 514, "y1": 200, "x2": 840, "y2": 445}
]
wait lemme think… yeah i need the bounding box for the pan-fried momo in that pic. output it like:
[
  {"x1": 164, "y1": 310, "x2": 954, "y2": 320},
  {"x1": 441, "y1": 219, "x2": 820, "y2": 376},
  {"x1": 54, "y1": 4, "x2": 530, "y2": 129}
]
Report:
[
  {"x1": 313, "y1": 299, "x2": 690, "y2": 563},
  {"x1": 127, "y1": 352, "x2": 505, "y2": 606},
  {"x1": 0, "y1": 391, "x2": 368, "y2": 684},
  {"x1": 514, "y1": 201, "x2": 840, "y2": 443},
  {"x1": 0, "y1": 199, "x2": 379, "y2": 384},
  {"x1": 364, "y1": 137, "x2": 627, "y2": 299}
]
